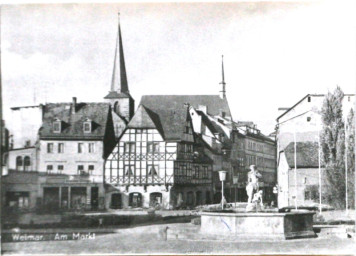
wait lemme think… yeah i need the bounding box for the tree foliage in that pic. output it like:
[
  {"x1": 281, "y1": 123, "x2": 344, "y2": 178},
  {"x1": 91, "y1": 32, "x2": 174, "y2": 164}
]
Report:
[
  {"x1": 346, "y1": 108, "x2": 355, "y2": 209},
  {"x1": 320, "y1": 86, "x2": 346, "y2": 208}
]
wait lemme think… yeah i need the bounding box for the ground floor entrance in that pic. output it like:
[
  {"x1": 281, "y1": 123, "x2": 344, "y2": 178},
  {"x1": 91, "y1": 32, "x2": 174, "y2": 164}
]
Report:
[
  {"x1": 42, "y1": 184, "x2": 103, "y2": 211},
  {"x1": 5, "y1": 192, "x2": 30, "y2": 209}
]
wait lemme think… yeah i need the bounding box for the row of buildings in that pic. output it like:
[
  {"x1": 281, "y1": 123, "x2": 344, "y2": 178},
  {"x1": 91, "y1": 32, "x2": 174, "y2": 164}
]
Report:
[{"x1": 1, "y1": 17, "x2": 277, "y2": 211}]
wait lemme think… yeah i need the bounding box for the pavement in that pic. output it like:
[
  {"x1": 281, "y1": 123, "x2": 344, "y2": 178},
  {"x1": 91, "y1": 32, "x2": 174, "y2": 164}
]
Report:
[{"x1": 2, "y1": 223, "x2": 356, "y2": 255}]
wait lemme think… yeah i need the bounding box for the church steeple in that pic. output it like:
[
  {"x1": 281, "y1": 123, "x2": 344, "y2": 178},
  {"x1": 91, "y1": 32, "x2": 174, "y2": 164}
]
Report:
[
  {"x1": 104, "y1": 13, "x2": 135, "y2": 124},
  {"x1": 219, "y1": 55, "x2": 226, "y2": 99},
  {"x1": 110, "y1": 12, "x2": 129, "y2": 94}
]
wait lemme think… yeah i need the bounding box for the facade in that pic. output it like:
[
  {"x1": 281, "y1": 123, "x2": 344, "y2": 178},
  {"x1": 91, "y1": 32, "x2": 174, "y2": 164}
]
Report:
[
  {"x1": 36, "y1": 99, "x2": 116, "y2": 210},
  {"x1": 9, "y1": 105, "x2": 43, "y2": 149},
  {"x1": 276, "y1": 93, "x2": 354, "y2": 208},
  {"x1": 277, "y1": 141, "x2": 325, "y2": 208},
  {"x1": 276, "y1": 94, "x2": 354, "y2": 153},
  {"x1": 190, "y1": 105, "x2": 277, "y2": 204},
  {"x1": 237, "y1": 124, "x2": 277, "y2": 203},
  {"x1": 104, "y1": 104, "x2": 213, "y2": 209}
]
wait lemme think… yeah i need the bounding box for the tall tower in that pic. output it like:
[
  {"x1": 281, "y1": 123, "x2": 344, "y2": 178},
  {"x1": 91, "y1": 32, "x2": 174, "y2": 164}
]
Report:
[
  {"x1": 104, "y1": 13, "x2": 134, "y2": 123},
  {"x1": 219, "y1": 55, "x2": 226, "y2": 99}
]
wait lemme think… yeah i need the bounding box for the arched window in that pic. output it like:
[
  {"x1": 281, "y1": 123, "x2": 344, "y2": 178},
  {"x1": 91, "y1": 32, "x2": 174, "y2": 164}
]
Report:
[
  {"x1": 16, "y1": 156, "x2": 23, "y2": 171},
  {"x1": 114, "y1": 101, "x2": 119, "y2": 113},
  {"x1": 24, "y1": 156, "x2": 31, "y2": 171}
]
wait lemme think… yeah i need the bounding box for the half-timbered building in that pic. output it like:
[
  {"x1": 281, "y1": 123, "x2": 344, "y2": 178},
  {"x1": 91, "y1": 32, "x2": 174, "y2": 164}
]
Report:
[{"x1": 104, "y1": 103, "x2": 213, "y2": 210}]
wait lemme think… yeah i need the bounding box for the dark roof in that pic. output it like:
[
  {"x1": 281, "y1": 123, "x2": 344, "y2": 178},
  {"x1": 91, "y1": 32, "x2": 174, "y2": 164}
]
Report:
[
  {"x1": 127, "y1": 105, "x2": 165, "y2": 137},
  {"x1": 104, "y1": 91, "x2": 133, "y2": 99},
  {"x1": 140, "y1": 95, "x2": 231, "y2": 118},
  {"x1": 284, "y1": 141, "x2": 323, "y2": 168},
  {"x1": 127, "y1": 102, "x2": 192, "y2": 142},
  {"x1": 39, "y1": 102, "x2": 111, "y2": 140},
  {"x1": 245, "y1": 131, "x2": 275, "y2": 143}
]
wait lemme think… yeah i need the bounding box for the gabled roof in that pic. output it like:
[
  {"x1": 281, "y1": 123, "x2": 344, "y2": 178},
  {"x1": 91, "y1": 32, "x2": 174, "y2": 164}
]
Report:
[
  {"x1": 284, "y1": 141, "x2": 323, "y2": 168},
  {"x1": 196, "y1": 110, "x2": 232, "y2": 146},
  {"x1": 39, "y1": 102, "x2": 111, "y2": 140},
  {"x1": 127, "y1": 105, "x2": 165, "y2": 137},
  {"x1": 128, "y1": 100, "x2": 192, "y2": 141},
  {"x1": 276, "y1": 94, "x2": 324, "y2": 121},
  {"x1": 141, "y1": 95, "x2": 231, "y2": 118}
]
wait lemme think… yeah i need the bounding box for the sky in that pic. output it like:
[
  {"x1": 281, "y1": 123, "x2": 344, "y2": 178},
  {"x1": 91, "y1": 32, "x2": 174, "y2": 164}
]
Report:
[{"x1": 1, "y1": 1, "x2": 356, "y2": 134}]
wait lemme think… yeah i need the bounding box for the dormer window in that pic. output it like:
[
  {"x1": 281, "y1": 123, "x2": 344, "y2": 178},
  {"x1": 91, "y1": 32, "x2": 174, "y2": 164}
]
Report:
[
  {"x1": 83, "y1": 118, "x2": 92, "y2": 133},
  {"x1": 53, "y1": 119, "x2": 61, "y2": 133}
]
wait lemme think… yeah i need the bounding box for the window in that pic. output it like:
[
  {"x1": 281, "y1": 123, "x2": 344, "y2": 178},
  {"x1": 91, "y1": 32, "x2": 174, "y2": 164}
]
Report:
[
  {"x1": 148, "y1": 165, "x2": 158, "y2": 176},
  {"x1": 305, "y1": 190, "x2": 311, "y2": 200},
  {"x1": 88, "y1": 165, "x2": 94, "y2": 174},
  {"x1": 186, "y1": 144, "x2": 193, "y2": 153},
  {"x1": 47, "y1": 143, "x2": 54, "y2": 153},
  {"x1": 83, "y1": 121, "x2": 91, "y2": 133},
  {"x1": 16, "y1": 156, "x2": 23, "y2": 170},
  {"x1": 88, "y1": 143, "x2": 95, "y2": 153},
  {"x1": 124, "y1": 165, "x2": 134, "y2": 176},
  {"x1": 58, "y1": 143, "x2": 64, "y2": 153},
  {"x1": 77, "y1": 165, "x2": 85, "y2": 175},
  {"x1": 194, "y1": 166, "x2": 199, "y2": 178},
  {"x1": 24, "y1": 156, "x2": 31, "y2": 171},
  {"x1": 58, "y1": 165, "x2": 64, "y2": 174},
  {"x1": 53, "y1": 120, "x2": 61, "y2": 133},
  {"x1": 25, "y1": 140, "x2": 31, "y2": 148},
  {"x1": 203, "y1": 166, "x2": 209, "y2": 178},
  {"x1": 307, "y1": 117, "x2": 311, "y2": 122},
  {"x1": 307, "y1": 96, "x2": 311, "y2": 102},
  {"x1": 124, "y1": 142, "x2": 135, "y2": 153},
  {"x1": 78, "y1": 143, "x2": 84, "y2": 153},
  {"x1": 147, "y1": 142, "x2": 159, "y2": 153},
  {"x1": 47, "y1": 165, "x2": 53, "y2": 174}
]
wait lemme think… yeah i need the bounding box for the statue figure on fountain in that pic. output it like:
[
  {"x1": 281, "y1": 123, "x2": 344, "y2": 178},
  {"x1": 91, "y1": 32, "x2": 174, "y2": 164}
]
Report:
[{"x1": 246, "y1": 165, "x2": 263, "y2": 212}]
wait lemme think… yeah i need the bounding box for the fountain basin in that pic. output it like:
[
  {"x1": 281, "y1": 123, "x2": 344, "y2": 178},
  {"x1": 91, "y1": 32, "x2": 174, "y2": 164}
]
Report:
[{"x1": 200, "y1": 211, "x2": 317, "y2": 240}]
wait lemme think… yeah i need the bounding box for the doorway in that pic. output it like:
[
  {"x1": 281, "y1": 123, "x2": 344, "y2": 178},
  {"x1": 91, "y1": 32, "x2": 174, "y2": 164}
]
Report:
[
  {"x1": 150, "y1": 192, "x2": 162, "y2": 208},
  {"x1": 43, "y1": 187, "x2": 60, "y2": 211},
  {"x1": 91, "y1": 187, "x2": 99, "y2": 210},
  {"x1": 129, "y1": 192, "x2": 142, "y2": 208},
  {"x1": 111, "y1": 193, "x2": 122, "y2": 209}
]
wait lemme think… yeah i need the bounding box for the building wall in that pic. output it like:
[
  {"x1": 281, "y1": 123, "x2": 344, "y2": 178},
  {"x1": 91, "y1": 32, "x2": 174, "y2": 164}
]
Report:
[
  {"x1": 39, "y1": 140, "x2": 104, "y2": 183},
  {"x1": 1, "y1": 171, "x2": 40, "y2": 210},
  {"x1": 244, "y1": 136, "x2": 276, "y2": 186},
  {"x1": 105, "y1": 128, "x2": 175, "y2": 185},
  {"x1": 277, "y1": 95, "x2": 355, "y2": 152},
  {"x1": 277, "y1": 152, "x2": 290, "y2": 208},
  {"x1": 277, "y1": 152, "x2": 326, "y2": 208},
  {"x1": 105, "y1": 127, "x2": 213, "y2": 209},
  {"x1": 288, "y1": 167, "x2": 326, "y2": 207},
  {"x1": 9, "y1": 106, "x2": 43, "y2": 149},
  {"x1": 6, "y1": 147, "x2": 38, "y2": 172}
]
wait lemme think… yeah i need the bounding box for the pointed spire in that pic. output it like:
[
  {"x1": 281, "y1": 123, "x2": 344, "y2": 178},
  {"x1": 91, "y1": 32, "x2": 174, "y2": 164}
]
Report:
[
  {"x1": 110, "y1": 12, "x2": 129, "y2": 94},
  {"x1": 219, "y1": 55, "x2": 226, "y2": 99}
]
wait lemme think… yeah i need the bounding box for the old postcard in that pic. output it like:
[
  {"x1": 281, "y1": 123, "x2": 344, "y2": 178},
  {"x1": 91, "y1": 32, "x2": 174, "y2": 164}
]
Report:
[{"x1": 1, "y1": 1, "x2": 355, "y2": 255}]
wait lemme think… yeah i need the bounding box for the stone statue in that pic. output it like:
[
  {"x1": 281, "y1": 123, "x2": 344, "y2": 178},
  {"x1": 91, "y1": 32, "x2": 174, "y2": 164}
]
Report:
[{"x1": 246, "y1": 165, "x2": 263, "y2": 212}]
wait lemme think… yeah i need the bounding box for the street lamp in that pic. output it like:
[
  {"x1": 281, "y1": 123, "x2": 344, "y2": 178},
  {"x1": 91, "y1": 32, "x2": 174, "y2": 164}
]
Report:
[{"x1": 219, "y1": 170, "x2": 227, "y2": 210}]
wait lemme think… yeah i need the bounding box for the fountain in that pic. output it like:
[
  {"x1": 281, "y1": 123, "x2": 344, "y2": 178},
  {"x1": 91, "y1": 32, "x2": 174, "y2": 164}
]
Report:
[{"x1": 200, "y1": 165, "x2": 317, "y2": 240}]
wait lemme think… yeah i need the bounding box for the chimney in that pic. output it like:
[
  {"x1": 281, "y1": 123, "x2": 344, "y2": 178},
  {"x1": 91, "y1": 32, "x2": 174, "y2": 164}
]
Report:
[
  {"x1": 72, "y1": 97, "x2": 77, "y2": 114},
  {"x1": 219, "y1": 110, "x2": 226, "y2": 118}
]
